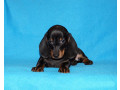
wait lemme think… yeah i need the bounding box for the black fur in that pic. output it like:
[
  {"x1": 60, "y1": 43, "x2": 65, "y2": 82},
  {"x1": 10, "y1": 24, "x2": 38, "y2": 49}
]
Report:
[{"x1": 31, "y1": 25, "x2": 93, "y2": 73}]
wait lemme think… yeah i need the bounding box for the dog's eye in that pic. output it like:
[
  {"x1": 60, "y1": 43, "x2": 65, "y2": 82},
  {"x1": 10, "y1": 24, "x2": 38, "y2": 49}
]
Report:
[
  {"x1": 60, "y1": 39, "x2": 65, "y2": 43},
  {"x1": 49, "y1": 41, "x2": 54, "y2": 44}
]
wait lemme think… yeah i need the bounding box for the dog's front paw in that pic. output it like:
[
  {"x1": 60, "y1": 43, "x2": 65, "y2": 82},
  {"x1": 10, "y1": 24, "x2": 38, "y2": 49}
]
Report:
[
  {"x1": 58, "y1": 66, "x2": 70, "y2": 73},
  {"x1": 31, "y1": 67, "x2": 37, "y2": 71},
  {"x1": 31, "y1": 67, "x2": 44, "y2": 72}
]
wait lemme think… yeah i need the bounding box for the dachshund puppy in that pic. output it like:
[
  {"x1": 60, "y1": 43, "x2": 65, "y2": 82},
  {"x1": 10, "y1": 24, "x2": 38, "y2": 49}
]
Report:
[{"x1": 31, "y1": 25, "x2": 93, "y2": 73}]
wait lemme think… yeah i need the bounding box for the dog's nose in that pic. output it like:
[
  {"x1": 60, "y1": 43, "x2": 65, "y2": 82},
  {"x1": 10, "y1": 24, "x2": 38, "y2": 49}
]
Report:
[{"x1": 53, "y1": 54, "x2": 59, "y2": 58}]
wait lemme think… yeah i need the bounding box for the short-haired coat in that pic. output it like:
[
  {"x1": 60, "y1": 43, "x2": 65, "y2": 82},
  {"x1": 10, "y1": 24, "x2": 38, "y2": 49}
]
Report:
[{"x1": 32, "y1": 25, "x2": 93, "y2": 73}]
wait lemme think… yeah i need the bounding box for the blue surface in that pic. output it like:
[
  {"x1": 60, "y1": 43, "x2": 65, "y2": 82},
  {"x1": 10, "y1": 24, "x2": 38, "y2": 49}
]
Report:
[{"x1": 4, "y1": 0, "x2": 117, "y2": 90}]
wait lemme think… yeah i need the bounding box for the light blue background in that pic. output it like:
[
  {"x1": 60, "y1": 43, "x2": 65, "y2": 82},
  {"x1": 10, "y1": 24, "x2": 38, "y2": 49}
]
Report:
[{"x1": 4, "y1": 0, "x2": 117, "y2": 90}]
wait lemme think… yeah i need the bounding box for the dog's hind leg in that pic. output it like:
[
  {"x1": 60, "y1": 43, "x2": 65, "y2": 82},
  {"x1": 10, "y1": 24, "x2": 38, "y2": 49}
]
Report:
[{"x1": 75, "y1": 48, "x2": 93, "y2": 65}]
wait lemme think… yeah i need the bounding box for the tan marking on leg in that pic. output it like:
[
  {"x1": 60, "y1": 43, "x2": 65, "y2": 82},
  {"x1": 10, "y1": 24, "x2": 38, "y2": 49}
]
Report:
[
  {"x1": 83, "y1": 59, "x2": 93, "y2": 65},
  {"x1": 82, "y1": 59, "x2": 89, "y2": 63},
  {"x1": 37, "y1": 64, "x2": 45, "y2": 72},
  {"x1": 75, "y1": 54, "x2": 85, "y2": 61},
  {"x1": 58, "y1": 63, "x2": 70, "y2": 73},
  {"x1": 32, "y1": 64, "x2": 45, "y2": 72}
]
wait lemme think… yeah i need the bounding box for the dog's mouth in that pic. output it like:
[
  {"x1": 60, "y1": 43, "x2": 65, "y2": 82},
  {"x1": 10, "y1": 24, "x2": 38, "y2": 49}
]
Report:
[
  {"x1": 51, "y1": 54, "x2": 64, "y2": 60},
  {"x1": 51, "y1": 49, "x2": 65, "y2": 60},
  {"x1": 51, "y1": 57, "x2": 63, "y2": 60}
]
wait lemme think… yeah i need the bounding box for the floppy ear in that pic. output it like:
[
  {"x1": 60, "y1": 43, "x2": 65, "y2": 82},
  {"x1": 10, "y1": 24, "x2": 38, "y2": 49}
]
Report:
[
  {"x1": 39, "y1": 33, "x2": 50, "y2": 58},
  {"x1": 66, "y1": 33, "x2": 78, "y2": 59}
]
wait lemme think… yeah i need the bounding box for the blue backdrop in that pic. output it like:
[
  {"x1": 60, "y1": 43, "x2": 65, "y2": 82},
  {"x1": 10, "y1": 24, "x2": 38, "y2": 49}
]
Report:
[{"x1": 4, "y1": 0, "x2": 117, "y2": 90}]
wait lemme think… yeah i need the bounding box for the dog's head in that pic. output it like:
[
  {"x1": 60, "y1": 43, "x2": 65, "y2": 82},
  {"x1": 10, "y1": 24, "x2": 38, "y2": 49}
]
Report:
[{"x1": 39, "y1": 25, "x2": 78, "y2": 59}]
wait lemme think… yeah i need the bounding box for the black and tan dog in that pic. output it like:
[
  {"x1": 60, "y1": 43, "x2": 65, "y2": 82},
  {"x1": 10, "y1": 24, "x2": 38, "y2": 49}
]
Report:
[{"x1": 31, "y1": 25, "x2": 93, "y2": 73}]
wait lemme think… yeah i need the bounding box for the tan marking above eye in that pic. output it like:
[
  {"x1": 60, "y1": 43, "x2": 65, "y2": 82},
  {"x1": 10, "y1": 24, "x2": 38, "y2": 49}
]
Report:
[
  {"x1": 50, "y1": 38, "x2": 53, "y2": 41},
  {"x1": 60, "y1": 38, "x2": 62, "y2": 41}
]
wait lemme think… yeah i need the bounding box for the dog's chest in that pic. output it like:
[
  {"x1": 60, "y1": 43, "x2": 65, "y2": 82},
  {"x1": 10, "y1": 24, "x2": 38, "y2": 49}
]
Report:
[{"x1": 44, "y1": 59, "x2": 66, "y2": 68}]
